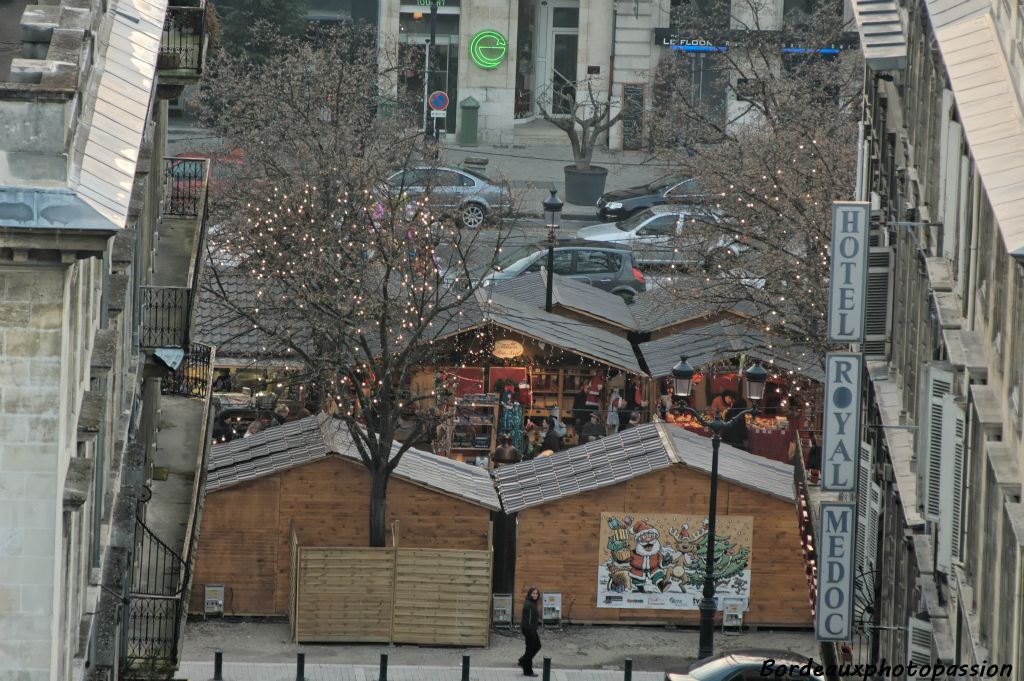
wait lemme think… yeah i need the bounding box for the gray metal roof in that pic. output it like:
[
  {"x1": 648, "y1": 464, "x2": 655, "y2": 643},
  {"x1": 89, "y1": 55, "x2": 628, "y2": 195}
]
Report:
[
  {"x1": 931, "y1": 11, "x2": 1024, "y2": 257},
  {"x1": 638, "y1": 318, "x2": 825, "y2": 382},
  {"x1": 207, "y1": 416, "x2": 328, "y2": 492},
  {"x1": 321, "y1": 418, "x2": 501, "y2": 510},
  {"x1": 440, "y1": 289, "x2": 645, "y2": 374},
  {"x1": 493, "y1": 273, "x2": 638, "y2": 330},
  {"x1": 495, "y1": 422, "x2": 795, "y2": 512},
  {"x1": 628, "y1": 289, "x2": 716, "y2": 333},
  {"x1": 207, "y1": 414, "x2": 501, "y2": 509},
  {"x1": 850, "y1": 0, "x2": 908, "y2": 71},
  {"x1": 73, "y1": 0, "x2": 166, "y2": 227}
]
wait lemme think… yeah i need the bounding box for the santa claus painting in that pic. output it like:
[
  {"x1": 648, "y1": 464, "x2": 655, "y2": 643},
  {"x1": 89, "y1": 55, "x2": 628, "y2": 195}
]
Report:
[{"x1": 626, "y1": 520, "x2": 679, "y2": 593}]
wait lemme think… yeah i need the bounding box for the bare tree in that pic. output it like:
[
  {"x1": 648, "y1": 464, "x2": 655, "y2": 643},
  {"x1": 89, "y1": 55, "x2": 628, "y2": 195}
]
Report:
[
  {"x1": 648, "y1": 0, "x2": 862, "y2": 372},
  {"x1": 538, "y1": 77, "x2": 624, "y2": 172},
  {"x1": 197, "y1": 26, "x2": 515, "y2": 546}
]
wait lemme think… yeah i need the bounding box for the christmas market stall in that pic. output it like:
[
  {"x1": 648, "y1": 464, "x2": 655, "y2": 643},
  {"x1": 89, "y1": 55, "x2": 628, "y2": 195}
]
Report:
[
  {"x1": 639, "y1": 319, "x2": 825, "y2": 464},
  {"x1": 493, "y1": 422, "x2": 809, "y2": 627},
  {"x1": 410, "y1": 288, "x2": 651, "y2": 466},
  {"x1": 189, "y1": 414, "x2": 500, "y2": 645}
]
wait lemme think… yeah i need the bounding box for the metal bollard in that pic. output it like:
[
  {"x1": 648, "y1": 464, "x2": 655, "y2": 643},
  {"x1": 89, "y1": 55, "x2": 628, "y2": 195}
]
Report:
[
  {"x1": 296, "y1": 651, "x2": 305, "y2": 681},
  {"x1": 379, "y1": 652, "x2": 389, "y2": 681},
  {"x1": 542, "y1": 657, "x2": 552, "y2": 681},
  {"x1": 462, "y1": 654, "x2": 470, "y2": 681},
  {"x1": 213, "y1": 651, "x2": 223, "y2": 681},
  {"x1": 624, "y1": 658, "x2": 633, "y2": 681}
]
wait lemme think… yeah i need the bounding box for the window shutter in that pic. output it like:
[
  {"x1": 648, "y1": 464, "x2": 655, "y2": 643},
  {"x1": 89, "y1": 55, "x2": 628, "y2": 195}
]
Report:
[
  {"x1": 918, "y1": 363, "x2": 953, "y2": 522},
  {"x1": 940, "y1": 120, "x2": 962, "y2": 260},
  {"x1": 863, "y1": 245, "x2": 894, "y2": 358},
  {"x1": 856, "y1": 441, "x2": 874, "y2": 595},
  {"x1": 907, "y1": 616, "x2": 934, "y2": 665},
  {"x1": 937, "y1": 394, "x2": 966, "y2": 572}
]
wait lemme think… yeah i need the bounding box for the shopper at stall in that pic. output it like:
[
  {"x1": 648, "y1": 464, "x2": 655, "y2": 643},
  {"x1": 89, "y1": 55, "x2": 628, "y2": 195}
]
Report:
[
  {"x1": 580, "y1": 412, "x2": 605, "y2": 444},
  {"x1": 711, "y1": 391, "x2": 735, "y2": 416},
  {"x1": 619, "y1": 410, "x2": 642, "y2": 432},
  {"x1": 518, "y1": 587, "x2": 542, "y2": 677},
  {"x1": 540, "y1": 417, "x2": 563, "y2": 454}
]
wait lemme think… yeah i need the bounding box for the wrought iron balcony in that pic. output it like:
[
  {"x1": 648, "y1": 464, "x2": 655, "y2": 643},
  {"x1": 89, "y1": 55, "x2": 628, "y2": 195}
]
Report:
[
  {"x1": 140, "y1": 286, "x2": 189, "y2": 349},
  {"x1": 158, "y1": 0, "x2": 207, "y2": 84}
]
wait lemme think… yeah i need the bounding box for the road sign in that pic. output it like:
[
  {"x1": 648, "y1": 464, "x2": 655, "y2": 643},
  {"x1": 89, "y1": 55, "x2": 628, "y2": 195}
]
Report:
[
  {"x1": 428, "y1": 91, "x2": 449, "y2": 111},
  {"x1": 430, "y1": 110, "x2": 447, "y2": 118}
]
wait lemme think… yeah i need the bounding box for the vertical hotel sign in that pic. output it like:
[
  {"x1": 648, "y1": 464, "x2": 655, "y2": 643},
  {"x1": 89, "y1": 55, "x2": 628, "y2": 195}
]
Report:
[
  {"x1": 815, "y1": 502, "x2": 856, "y2": 641},
  {"x1": 821, "y1": 353, "x2": 861, "y2": 491},
  {"x1": 827, "y1": 202, "x2": 870, "y2": 343}
]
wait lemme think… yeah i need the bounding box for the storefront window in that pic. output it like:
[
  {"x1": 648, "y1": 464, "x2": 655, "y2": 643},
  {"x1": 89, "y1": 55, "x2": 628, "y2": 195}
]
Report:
[
  {"x1": 399, "y1": 10, "x2": 460, "y2": 133},
  {"x1": 516, "y1": 0, "x2": 536, "y2": 118},
  {"x1": 552, "y1": 7, "x2": 579, "y2": 27}
]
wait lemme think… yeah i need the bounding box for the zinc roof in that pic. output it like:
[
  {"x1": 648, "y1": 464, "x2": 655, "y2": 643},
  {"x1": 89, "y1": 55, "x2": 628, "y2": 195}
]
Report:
[
  {"x1": 492, "y1": 272, "x2": 638, "y2": 331},
  {"x1": 494, "y1": 422, "x2": 795, "y2": 513},
  {"x1": 931, "y1": 11, "x2": 1024, "y2": 257}
]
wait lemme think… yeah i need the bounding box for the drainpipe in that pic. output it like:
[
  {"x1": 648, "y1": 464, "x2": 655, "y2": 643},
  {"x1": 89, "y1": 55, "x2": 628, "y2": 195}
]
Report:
[
  {"x1": 607, "y1": 8, "x2": 617, "y2": 147},
  {"x1": 965, "y1": 174, "x2": 981, "y2": 330}
]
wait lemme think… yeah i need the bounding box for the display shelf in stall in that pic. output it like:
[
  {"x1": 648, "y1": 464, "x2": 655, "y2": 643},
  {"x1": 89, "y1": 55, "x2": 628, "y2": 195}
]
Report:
[{"x1": 449, "y1": 400, "x2": 500, "y2": 461}]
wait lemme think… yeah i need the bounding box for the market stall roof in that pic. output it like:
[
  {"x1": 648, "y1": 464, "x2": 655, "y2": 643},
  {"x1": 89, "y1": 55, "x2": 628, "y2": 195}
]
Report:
[
  {"x1": 494, "y1": 422, "x2": 795, "y2": 513},
  {"x1": 638, "y1": 318, "x2": 825, "y2": 382},
  {"x1": 207, "y1": 414, "x2": 501, "y2": 509},
  {"x1": 628, "y1": 290, "x2": 717, "y2": 334},
  {"x1": 435, "y1": 289, "x2": 646, "y2": 375},
  {"x1": 492, "y1": 273, "x2": 638, "y2": 331}
]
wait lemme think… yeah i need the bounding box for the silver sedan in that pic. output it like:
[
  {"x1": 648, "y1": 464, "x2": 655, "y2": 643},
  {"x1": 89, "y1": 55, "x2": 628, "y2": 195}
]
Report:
[{"x1": 386, "y1": 166, "x2": 512, "y2": 229}]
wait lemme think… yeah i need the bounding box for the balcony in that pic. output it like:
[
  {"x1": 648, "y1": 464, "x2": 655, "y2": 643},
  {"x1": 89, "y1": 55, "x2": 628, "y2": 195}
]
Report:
[
  {"x1": 123, "y1": 343, "x2": 216, "y2": 678},
  {"x1": 141, "y1": 158, "x2": 209, "y2": 350},
  {"x1": 158, "y1": 0, "x2": 208, "y2": 86}
]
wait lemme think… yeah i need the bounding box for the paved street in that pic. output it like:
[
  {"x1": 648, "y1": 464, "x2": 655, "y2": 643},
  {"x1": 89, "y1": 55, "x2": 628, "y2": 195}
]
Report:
[{"x1": 178, "y1": 662, "x2": 663, "y2": 681}]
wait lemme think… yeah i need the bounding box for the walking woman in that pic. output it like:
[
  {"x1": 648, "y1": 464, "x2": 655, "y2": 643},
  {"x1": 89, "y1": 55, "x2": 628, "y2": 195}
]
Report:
[{"x1": 518, "y1": 586, "x2": 542, "y2": 676}]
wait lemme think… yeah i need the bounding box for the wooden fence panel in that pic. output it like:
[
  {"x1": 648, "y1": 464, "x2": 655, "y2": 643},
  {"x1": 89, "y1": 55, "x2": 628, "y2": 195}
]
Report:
[
  {"x1": 391, "y1": 549, "x2": 492, "y2": 647},
  {"x1": 293, "y1": 547, "x2": 395, "y2": 642}
]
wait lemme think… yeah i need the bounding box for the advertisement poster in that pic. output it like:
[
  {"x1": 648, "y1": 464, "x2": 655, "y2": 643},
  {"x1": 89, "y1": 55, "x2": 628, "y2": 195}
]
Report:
[{"x1": 597, "y1": 513, "x2": 753, "y2": 610}]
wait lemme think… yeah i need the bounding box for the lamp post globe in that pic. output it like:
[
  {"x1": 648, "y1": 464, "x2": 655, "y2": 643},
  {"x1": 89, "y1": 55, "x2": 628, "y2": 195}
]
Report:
[
  {"x1": 671, "y1": 355, "x2": 696, "y2": 398},
  {"x1": 743, "y1": 361, "x2": 768, "y2": 402}
]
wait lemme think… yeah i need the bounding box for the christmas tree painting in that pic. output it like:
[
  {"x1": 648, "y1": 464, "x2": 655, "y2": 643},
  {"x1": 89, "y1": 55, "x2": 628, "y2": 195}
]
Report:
[{"x1": 685, "y1": 529, "x2": 750, "y2": 590}]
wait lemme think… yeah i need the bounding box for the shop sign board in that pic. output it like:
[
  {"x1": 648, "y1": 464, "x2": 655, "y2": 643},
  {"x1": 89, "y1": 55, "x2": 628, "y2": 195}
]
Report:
[
  {"x1": 597, "y1": 512, "x2": 752, "y2": 610},
  {"x1": 815, "y1": 502, "x2": 856, "y2": 642},
  {"x1": 492, "y1": 339, "x2": 524, "y2": 359},
  {"x1": 469, "y1": 30, "x2": 508, "y2": 69},
  {"x1": 827, "y1": 201, "x2": 870, "y2": 342},
  {"x1": 821, "y1": 353, "x2": 861, "y2": 492}
]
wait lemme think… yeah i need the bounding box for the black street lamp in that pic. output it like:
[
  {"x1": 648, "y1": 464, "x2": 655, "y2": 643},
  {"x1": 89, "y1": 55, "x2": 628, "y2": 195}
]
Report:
[
  {"x1": 670, "y1": 356, "x2": 768, "y2": 660},
  {"x1": 543, "y1": 189, "x2": 563, "y2": 312}
]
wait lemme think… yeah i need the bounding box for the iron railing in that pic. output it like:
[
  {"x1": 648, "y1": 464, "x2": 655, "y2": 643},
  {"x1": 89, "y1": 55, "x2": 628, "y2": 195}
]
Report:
[
  {"x1": 124, "y1": 516, "x2": 187, "y2": 670},
  {"x1": 162, "y1": 158, "x2": 206, "y2": 218},
  {"x1": 162, "y1": 342, "x2": 213, "y2": 397},
  {"x1": 140, "y1": 286, "x2": 189, "y2": 349},
  {"x1": 159, "y1": 0, "x2": 206, "y2": 73}
]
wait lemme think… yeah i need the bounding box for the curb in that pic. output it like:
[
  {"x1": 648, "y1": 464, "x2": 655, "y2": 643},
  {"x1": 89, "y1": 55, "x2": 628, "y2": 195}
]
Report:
[{"x1": 512, "y1": 213, "x2": 596, "y2": 222}]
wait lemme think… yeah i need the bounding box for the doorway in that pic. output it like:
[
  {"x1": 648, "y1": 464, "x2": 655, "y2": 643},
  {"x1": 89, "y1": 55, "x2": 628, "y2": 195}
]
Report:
[
  {"x1": 524, "y1": 0, "x2": 579, "y2": 120},
  {"x1": 399, "y1": 11, "x2": 460, "y2": 134}
]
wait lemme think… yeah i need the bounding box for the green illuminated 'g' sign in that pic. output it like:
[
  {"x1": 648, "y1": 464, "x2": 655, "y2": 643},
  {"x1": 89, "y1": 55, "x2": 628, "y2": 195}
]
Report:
[{"x1": 469, "y1": 30, "x2": 508, "y2": 69}]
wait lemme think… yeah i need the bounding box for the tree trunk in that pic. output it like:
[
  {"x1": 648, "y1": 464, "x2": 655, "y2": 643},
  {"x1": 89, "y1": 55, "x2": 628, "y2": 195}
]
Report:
[{"x1": 369, "y1": 467, "x2": 389, "y2": 547}]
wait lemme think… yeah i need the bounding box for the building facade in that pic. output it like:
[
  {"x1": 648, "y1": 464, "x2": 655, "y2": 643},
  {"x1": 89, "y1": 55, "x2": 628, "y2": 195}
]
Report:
[
  {"x1": 0, "y1": 0, "x2": 213, "y2": 679},
  {"x1": 839, "y1": 0, "x2": 1024, "y2": 673}
]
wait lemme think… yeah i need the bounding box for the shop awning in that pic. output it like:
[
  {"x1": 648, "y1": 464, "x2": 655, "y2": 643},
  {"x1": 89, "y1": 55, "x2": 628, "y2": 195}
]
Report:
[
  {"x1": 435, "y1": 289, "x2": 647, "y2": 375},
  {"x1": 494, "y1": 422, "x2": 795, "y2": 513},
  {"x1": 638, "y1": 318, "x2": 825, "y2": 382}
]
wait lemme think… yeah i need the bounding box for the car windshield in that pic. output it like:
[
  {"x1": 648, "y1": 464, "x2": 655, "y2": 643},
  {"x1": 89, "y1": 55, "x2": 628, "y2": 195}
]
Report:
[
  {"x1": 616, "y1": 210, "x2": 653, "y2": 231},
  {"x1": 686, "y1": 657, "x2": 747, "y2": 681},
  {"x1": 493, "y1": 244, "x2": 541, "y2": 273}
]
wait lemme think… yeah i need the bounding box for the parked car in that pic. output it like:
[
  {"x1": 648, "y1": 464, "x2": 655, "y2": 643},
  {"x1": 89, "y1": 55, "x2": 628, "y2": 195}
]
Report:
[
  {"x1": 385, "y1": 166, "x2": 512, "y2": 229},
  {"x1": 577, "y1": 206, "x2": 736, "y2": 266},
  {"x1": 485, "y1": 239, "x2": 646, "y2": 301},
  {"x1": 665, "y1": 651, "x2": 813, "y2": 680},
  {"x1": 595, "y1": 176, "x2": 703, "y2": 221}
]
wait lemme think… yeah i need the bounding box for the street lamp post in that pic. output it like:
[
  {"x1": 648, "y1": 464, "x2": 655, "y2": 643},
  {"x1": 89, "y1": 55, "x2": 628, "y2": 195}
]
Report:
[
  {"x1": 543, "y1": 189, "x2": 563, "y2": 312},
  {"x1": 670, "y1": 356, "x2": 768, "y2": 660}
]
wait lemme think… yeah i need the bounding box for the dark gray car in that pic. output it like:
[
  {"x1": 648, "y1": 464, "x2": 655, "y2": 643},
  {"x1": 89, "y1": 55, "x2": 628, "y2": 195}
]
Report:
[
  {"x1": 484, "y1": 239, "x2": 646, "y2": 301},
  {"x1": 665, "y1": 650, "x2": 814, "y2": 680}
]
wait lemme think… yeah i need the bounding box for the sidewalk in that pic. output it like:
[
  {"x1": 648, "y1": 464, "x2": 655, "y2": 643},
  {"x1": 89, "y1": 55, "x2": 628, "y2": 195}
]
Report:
[
  {"x1": 178, "y1": 662, "x2": 663, "y2": 681},
  {"x1": 441, "y1": 142, "x2": 670, "y2": 221}
]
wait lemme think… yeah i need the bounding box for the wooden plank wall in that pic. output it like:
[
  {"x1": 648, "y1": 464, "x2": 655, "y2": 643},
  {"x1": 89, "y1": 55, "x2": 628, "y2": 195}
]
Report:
[
  {"x1": 391, "y1": 549, "x2": 492, "y2": 647},
  {"x1": 189, "y1": 457, "x2": 492, "y2": 615},
  {"x1": 294, "y1": 547, "x2": 395, "y2": 642},
  {"x1": 513, "y1": 466, "x2": 811, "y2": 627},
  {"x1": 292, "y1": 547, "x2": 491, "y2": 646}
]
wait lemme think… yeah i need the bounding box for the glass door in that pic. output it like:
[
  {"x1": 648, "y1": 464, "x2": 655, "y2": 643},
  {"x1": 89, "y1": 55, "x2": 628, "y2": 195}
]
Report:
[
  {"x1": 551, "y1": 33, "x2": 578, "y2": 115},
  {"x1": 398, "y1": 11, "x2": 460, "y2": 133}
]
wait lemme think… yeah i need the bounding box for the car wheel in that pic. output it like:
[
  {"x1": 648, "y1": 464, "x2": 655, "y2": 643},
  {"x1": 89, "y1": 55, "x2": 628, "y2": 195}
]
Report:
[
  {"x1": 461, "y1": 203, "x2": 487, "y2": 229},
  {"x1": 613, "y1": 289, "x2": 636, "y2": 304}
]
